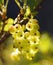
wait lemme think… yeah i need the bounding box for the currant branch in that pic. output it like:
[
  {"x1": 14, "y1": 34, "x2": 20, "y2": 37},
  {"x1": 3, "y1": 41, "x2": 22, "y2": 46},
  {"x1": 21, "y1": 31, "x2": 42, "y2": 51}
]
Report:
[
  {"x1": 15, "y1": 0, "x2": 22, "y2": 9},
  {"x1": 0, "y1": 0, "x2": 9, "y2": 44}
]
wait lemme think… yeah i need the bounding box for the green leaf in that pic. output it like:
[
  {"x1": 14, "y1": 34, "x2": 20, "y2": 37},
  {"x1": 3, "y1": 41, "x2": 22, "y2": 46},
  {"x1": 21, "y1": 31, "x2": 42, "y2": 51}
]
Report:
[
  {"x1": 0, "y1": 0, "x2": 2, "y2": 4},
  {"x1": 32, "y1": 11, "x2": 38, "y2": 16},
  {"x1": 0, "y1": 0, "x2": 4, "y2": 9},
  {"x1": 27, "y1": 0, "x2": 42, "y2": 12},
  {"x1": 0, "y1": 0, "x2": 4, "y2": 4}
]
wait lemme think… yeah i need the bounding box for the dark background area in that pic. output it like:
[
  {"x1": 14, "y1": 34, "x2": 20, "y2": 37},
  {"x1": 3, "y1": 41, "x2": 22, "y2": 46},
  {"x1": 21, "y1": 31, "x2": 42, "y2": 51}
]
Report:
[{"x1": 7, "y1": 0, "x2": 53, "y2": 35}]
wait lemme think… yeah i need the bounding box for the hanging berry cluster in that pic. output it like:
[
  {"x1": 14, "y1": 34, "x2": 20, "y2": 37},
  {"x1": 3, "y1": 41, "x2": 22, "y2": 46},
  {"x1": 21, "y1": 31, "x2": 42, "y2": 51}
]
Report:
[{"x1": 0, "y1": 0, "x2": 42, "y2": 60}]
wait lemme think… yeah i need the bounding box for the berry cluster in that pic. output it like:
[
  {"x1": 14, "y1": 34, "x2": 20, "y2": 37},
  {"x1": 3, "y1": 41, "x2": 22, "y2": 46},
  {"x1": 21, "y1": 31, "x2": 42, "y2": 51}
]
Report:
[
  {"x1": 0, "y1": 0, "x2": 41, "y2": 60},
  {"x1": 4, "y1": 13, "x2": 40, "y2": 60}
]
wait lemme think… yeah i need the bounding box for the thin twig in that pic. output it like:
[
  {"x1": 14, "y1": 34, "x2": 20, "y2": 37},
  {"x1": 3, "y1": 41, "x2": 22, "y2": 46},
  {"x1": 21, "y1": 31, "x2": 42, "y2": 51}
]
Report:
[
  {"x1": 15, "y1": 0, "x2": 22, "y2": 9},
  {"x1": 0, "y1": 32, "x2": 10, "y2": 44},
  {"x1": 5, "y1": 0, "x2": 9, "y2": 8}
]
